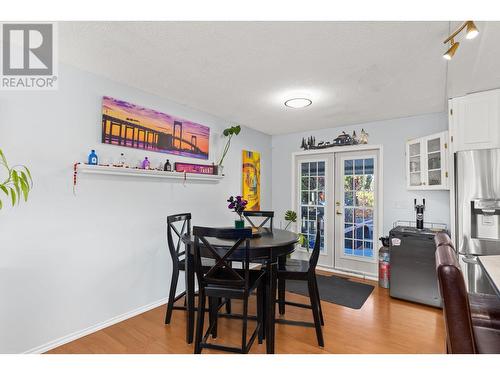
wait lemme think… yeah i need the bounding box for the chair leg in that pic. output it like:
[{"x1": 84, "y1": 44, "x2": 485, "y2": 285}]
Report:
[
  {"x1": 278, "y1": 278, "x2": 286, "y2": 315},
  {"x1": 257, "y1": 284, "x2": 264, "y2": 344},
  {"x1": 209, "y1": 297, "x2": 218, "y2": 338},
  {"x1": 194, "y1": 289, "x2": 206, "y2": 354},
  {"x1": 242, "y1": 295, "x2": 249, "y2": 353},
  {"x1": 225, "y1": 298, "x2": 232, "y2": 314},
  {"x1": 314, "y1": 276, "x2": 324, "y2": 326},
  {"x1": 308, "y1": 278, "x2": 324, "y2": 347},
  {"x1": 165, "y1": 267, "x2": 179, "y2": 324}
]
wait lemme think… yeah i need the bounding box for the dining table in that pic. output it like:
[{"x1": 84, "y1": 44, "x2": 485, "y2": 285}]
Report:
[
  {"x1": 182, "y1": 228, "x2": 299, "y2": 354},
  {"x1": 478, "y1": 255, "x2": 500, "y2": 297}
]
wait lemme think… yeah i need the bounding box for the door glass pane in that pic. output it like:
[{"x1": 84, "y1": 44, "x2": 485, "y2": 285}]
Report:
[
  {"x1": 299, "y1": 161, "x2": 326, "y2": 253},
  {"x1": 410, "y1": 172, "x2": 421, "y2": 186},
  {"x1": 428, "y1": 152, "x2": 441, "y2": 170},
  {"x1": 427, "y1": 138, "x2": 440, "y2": 153},
  {"x1": 409, "y1": 143, "x2": 420, "y2": 156},
  {"x1": 343, "y1": 157, "x2": 375, "y2": 259}
]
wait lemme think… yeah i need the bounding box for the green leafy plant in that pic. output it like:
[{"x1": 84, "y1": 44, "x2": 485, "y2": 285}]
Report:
[
  {"x1": 284, "y1": 210, "x2": 309, "y2": 253},
  {"x1": 284, "y1": 210, "x2": 297, "y2": 230},
  {"x1": 0, "y1": 149, "x2": 32, "y2": 209},
  {"x1": 218, "y1": 125, "x2": 241, "y2": 167}
]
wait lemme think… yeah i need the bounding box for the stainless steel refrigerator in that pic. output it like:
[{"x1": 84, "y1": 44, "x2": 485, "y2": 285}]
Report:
[{"x1": 455, "y1": 149, "x2": 500, "y2": 294}]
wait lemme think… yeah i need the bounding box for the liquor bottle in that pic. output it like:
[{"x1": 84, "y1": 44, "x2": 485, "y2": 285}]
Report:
[
  {"x1": 141, "y1": 157, "x2": 150, "y2": 170},
  {"x1": 164, "y1": 159, "x2": 172, "y2": 172},
  {"x1": 88, "y1": 150, "x2": 98, "y2": 165}
]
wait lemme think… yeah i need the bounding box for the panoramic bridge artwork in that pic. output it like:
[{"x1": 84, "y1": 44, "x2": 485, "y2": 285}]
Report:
[{"x1": 101, "y1": 96, "x2": 210, "y2": 159}]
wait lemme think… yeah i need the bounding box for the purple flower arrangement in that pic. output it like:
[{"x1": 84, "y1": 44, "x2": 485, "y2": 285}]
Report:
[
  {"x1": 227, "y1": 195, "x2": 248, "y2": 223},
  {"x1": 227, "y1": 195, "x2": 248, "y2": 216}
]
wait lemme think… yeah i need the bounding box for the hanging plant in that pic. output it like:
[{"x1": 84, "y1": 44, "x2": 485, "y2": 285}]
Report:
[{"x1": 0, "y1": 149, "x2": 33, "y2": 209}]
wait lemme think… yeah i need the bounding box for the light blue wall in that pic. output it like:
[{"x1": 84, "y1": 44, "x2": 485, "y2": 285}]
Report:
[{"x1": 271, "y1": 113, "x2": 450, "y2": 236}]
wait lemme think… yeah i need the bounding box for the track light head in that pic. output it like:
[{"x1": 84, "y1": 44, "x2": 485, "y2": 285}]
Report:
[
  {"x1": 465, "y1": 21, "x2": 479, "y2": 40},
  {"x1": 443, "y1": 39, "x2": 460, "y2": 60}
]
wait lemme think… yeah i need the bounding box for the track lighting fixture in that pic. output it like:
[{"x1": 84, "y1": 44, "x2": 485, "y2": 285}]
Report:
[{"x1": 442, "y1": 21, "x2": 479, "y2": 60}]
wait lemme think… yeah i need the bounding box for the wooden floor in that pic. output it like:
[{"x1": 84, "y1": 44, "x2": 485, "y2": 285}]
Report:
[{"x1": 47, "y1": 274, "x2": 445, "y2": 354}]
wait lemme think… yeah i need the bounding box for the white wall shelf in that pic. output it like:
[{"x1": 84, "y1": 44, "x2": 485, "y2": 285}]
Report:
[{"x1": 77, "y1": 164, "x2": 223, "y2": 182}]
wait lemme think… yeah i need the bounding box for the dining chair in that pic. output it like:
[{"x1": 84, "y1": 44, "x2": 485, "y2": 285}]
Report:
[
  {"x1": 193, "y1": 226, "x2": 266, "y2": 354},
  {"x1": 243, "y1": 210, "x2": 274, "y2": 231},
  {"x1": 275, "y1": 216, "x2": 324, "y2": 347},
  {"x1": 164, "y1": 213, "x2": 231, "y2": 325},
  {"x1": 164, "y1": 213, "x2": 192, "y2": 324}
]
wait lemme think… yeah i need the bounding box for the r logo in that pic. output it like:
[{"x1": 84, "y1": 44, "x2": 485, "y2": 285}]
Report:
[{"x1": 2, "y1": 23, "x2": 53, "y2": 76}]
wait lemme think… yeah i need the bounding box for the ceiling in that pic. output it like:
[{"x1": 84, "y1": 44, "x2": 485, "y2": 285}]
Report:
[{"x1": 59, "y1": 21, "x2": 500, "y2": 135}]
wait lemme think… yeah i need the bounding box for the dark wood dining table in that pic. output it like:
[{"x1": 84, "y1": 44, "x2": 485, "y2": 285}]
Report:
[{"x1": 182, "y1": 228, "x2": 299, "y2": 354}]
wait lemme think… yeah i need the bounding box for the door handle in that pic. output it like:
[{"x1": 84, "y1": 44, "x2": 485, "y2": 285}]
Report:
[{"x1": 336, "y1": 210, "x2": 343, "y2": 215}]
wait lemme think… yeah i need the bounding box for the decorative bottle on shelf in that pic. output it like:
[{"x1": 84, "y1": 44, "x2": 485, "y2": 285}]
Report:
[
  {"x1": 141, "y1": 157, "x2": 150, "y2": 170},
  {"x1": 88, "y1": 150, "x2": 98, "y2": 165},
  {"x1": 164, "y1": 159, "x2": 172, "y2": 172},
  {"x1": 118, "y1": 153, "x2": 126, "y2": 167}
]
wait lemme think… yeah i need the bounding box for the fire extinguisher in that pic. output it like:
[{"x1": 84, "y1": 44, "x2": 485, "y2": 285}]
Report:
[{"x1": 378, "y1": 236, "x2": 390, "y2": 288}]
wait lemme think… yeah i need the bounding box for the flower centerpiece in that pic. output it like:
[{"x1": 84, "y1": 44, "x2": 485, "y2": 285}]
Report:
[{"x1": 227, "y1": 195, "x2": 247, "y2": 229}]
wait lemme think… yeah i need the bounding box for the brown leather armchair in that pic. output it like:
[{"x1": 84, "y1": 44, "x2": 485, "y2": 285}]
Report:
[{"x1": 436, "y1": 244, "x2": 500, "y2": 353}]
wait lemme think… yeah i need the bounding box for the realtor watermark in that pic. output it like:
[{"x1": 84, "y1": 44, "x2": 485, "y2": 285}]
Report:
[{"x1": 1, "y1": 22, "x2": 58, "y2": 90}]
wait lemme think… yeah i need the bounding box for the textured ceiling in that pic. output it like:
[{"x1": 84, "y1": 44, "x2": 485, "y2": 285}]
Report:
[{"x1": 58, "y1": 21, "x2": 500, "y2": 135}]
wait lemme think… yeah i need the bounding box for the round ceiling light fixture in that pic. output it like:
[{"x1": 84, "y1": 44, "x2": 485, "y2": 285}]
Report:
[{"x1": 284, "y1": 98, "x2": 312, "y2": 109}]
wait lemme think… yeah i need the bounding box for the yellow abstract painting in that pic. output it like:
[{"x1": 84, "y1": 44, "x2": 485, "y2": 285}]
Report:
[{"x1": 242, "y1": 150, "x2": 261, "y2": 211}]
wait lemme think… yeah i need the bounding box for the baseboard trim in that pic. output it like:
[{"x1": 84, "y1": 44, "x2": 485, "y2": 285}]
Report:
[
  {"x1": 316, "y1": 265, "x2": 378, "y2": 282},
  {"x1": 24, "y1": 297, "x2": 168, "y2": 354}
]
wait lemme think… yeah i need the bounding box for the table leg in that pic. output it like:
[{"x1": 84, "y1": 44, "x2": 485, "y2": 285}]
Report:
[
  {"x1": 266, "y1": 256, "x2": 277, "y2": 354},
  {"x1": 278, "y1": 255, "x2": 286, "y2": 315},
  {"x1": 185, "y1": 248, "x2": 195, "y2": 344}
]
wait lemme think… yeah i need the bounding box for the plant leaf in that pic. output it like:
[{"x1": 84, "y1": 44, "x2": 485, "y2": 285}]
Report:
[
  {"x1": 11, "y1": 170, "x2": 20, "y2": 202},
  {"x1": 23, "y1": 167, "x2": 33, "y2": 186},
  {"x1": 223, "y1": 128, "x2": 230, "y2": 136},
  {"x1": 0, "y1": 185, "x2": 8, "y2": 196},
  {"x1": 20, "y1": 178, "x2": 29, "y2": 201},
  {"x1": 9, "y1": 187, "x2": 16, "y2": 206},
  {"x1": 234, "y1": 125, "x2": 241, "y2": 135},
  {"x1": 0, "y1": 149, "x2": 7, "y2": 166}
]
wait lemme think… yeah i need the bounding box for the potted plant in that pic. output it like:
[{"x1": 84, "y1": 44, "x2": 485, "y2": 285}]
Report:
[
  {"x1": 217, "y1": 125, "x2": 241, "y2": 175},
  {"x1": 0, "y1": 149, "x2": 32, "y2": 209},
  {"x1": 284, "y1": 210, "x2": 307, "y2": 250},
  {"x1": 227, "y1": 195, "x2": 247, "y2": 229}
]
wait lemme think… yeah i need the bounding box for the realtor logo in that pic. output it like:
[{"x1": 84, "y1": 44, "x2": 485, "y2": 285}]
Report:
[{"x1": 1, "y1": 22, "x2": 58, "y2": 90}]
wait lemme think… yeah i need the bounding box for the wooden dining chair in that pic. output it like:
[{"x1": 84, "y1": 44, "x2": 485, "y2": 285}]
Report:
[
  {"x1": 275, "y1": 216, "x2": 324, "y2": 347},
  {"x1": 243, "y1": 211, "x2": 274, "y2": 231},
  {"x1": 193, "y1": 226, "x2": 266, "y2": 354},
  {"x1": 164, "y1": 213, "x2": 192, "y2": 324}
]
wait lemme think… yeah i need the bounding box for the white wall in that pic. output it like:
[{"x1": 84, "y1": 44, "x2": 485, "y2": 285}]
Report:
[
  {"x1": 0, "y1": 64, "x2": 272, "y2": 353},
  {"x1": 271, "y1": 113, "x2": 450, "y2": 236}
]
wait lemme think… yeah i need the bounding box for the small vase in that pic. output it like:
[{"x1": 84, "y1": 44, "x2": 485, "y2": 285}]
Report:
[{"x1": 234, "y1": 214, "x2": 244, "y2": 229}]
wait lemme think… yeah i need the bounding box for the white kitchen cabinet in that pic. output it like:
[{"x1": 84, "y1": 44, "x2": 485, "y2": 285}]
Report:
[
  {"x1": 406, "y1": 131, "x2": 449, "y2": 190},
  {"x1": 449, "y1": 89, "x2": 500, "y2": 152}
]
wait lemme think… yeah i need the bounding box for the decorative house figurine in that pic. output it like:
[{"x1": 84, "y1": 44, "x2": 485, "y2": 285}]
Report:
[
  {"x1": 352, "y1": 130, "x2": 359, "y2": 144},
  {"x1": 88, "y1": 150, "x2": 98, "y2": 165},
  {"x1": 164, "y1": 159, "x2": 172, "y2": 172},
  {"x1": 333, "y1": 131, "x2": 354, "y2": 146},
  {"x1": 359, "y1": 128, "x2": 369, "y2": 144},
  {"x1": 141, "y1": 157, "x2": 150, "y2": 170}
]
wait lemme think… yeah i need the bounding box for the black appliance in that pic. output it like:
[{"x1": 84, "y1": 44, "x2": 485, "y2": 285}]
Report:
[{"x1": 389, "y1": 225, "x2": 445, "y2": 308}]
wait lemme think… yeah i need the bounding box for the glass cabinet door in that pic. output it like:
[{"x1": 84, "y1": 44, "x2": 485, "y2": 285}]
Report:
[
  {"x1": 408, "y1": 141, "x2": 422, "y2": 187},
  {"x1": 427, "y1": 136, "x2": 442, "y2": 186}
]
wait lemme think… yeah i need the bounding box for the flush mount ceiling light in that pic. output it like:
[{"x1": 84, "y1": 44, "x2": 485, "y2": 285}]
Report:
[
  {"x1": 443, "y1": 21, "x2": 479, "y2": 60},
  {"x1": 284, "y1": 98, "x2": 312, "y2": 109}
]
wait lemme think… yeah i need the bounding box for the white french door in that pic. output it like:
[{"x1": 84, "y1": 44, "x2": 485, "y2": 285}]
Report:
[
  {"x1": 334, "y1": 150, "x2": 379, "y2": 276},
  {"x1": 294, "y1": 154, "x2": 334, "y2": 267}
]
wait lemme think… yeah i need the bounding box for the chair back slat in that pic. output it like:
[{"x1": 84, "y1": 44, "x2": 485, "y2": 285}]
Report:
[
  {"x1": 193, "y1": 226, "x2": 252, "y2": 289},
  {"x1": 167, "y1": 213, "x2": 192, "y2": 264},
  {"x1": 243, "y1": 211, "x2": 274, "y2": 230},
  {"x1": 308, "y1": 217, "x2": 322, "y2": 270}
]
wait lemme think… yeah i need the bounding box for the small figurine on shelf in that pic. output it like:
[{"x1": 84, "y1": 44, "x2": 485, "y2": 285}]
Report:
[
  {"x1": 141, "y1": 157, "x2": 151, "y2": 170},
  {"x1": 118, "y1": 153, "x2": 126, "y2": 167},
  {"x1": 352, "y1": 130, "x2": 359, "y2": 144},
  {"x1": 359, "y1": 128, "x2": 369, "y2": 144},
  {"x1": 88, "y1": 150, "x2": 98, "y2": 165},
  {"x1": 164, "y1": 159, "x2": 172, "y2": 172}
]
